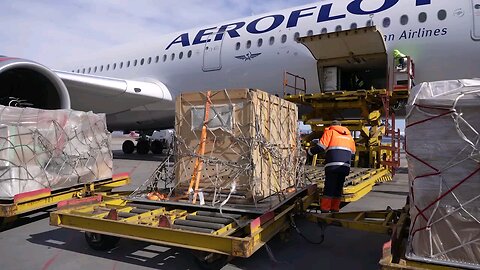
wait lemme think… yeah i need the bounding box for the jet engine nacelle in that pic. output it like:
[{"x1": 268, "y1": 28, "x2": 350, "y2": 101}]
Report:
[{"x1": 0, "y1": 57, "x2": 70, "y2": 109}]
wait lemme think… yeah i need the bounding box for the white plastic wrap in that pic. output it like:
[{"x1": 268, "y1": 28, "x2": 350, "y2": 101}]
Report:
[
  {"x1": 405, "y1": 79, "x2": 480, "y2": 269},
  {"x1": 0, "y1": 106, "x2": 112, "y2": 199}
]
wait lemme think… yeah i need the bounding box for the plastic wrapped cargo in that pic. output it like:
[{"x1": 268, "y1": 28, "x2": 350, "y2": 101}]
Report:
[
  {"x1": 0, "y1": 106, "x2": 113, "y2": 199},
  {"x1": 405, "y1": 79, "x2": 480, "y2": 269},
  {"x1": 172, "y1": 89, "x2": 304, "y2": 210}
]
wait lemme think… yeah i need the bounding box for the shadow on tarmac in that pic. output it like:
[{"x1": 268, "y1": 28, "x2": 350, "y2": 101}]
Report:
[
  {"x1": 27, "y1": 227, "x2": 201, "y2": 269},
  {"x1": 1, "y1": 211, "x2": 51, "y2": 232}
]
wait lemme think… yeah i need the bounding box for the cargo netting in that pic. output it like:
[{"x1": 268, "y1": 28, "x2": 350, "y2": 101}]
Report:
[
  {"x1": 405, "y1": 79, "x2": 480, "y2": 269},
  {"x1": 0, "y1": 106, "x2": 113, "y2": 199},
  {"x1": 130, "y1": 89, "x2": 305, "y2": 211}
]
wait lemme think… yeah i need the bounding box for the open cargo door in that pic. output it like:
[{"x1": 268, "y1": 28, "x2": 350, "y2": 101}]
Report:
[{"x1": 298, "y1": 26, "x2": 388, "y2": 92}]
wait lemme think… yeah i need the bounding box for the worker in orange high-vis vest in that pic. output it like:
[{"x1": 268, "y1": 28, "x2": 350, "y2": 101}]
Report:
[{"x1": 308, "y1": 120, "x2": 356, "y2": 213}]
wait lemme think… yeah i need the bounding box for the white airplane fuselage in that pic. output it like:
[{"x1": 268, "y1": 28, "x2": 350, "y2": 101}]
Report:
[{"x1": 63, "y1": 0, "x2": 480, "y2": 130}]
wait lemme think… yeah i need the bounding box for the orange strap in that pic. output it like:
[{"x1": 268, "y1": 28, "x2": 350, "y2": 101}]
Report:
[{"x1": 187, "y1": 91, "x2": 212, "y2": 204}]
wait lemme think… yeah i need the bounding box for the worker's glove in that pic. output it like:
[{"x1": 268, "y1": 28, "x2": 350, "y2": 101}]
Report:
[{"x1": 308, "y1": 145, "x2": 324, "y2": 156}]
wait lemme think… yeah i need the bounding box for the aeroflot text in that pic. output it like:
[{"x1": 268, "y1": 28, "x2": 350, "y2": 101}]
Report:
[{"x1": 166, "y1": 0, "x2": 432, "y2": 50}]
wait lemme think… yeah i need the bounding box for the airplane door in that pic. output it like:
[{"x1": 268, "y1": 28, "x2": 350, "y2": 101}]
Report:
[{"x1": 202, "y1": 33, "x2": 223, "y2": 71}]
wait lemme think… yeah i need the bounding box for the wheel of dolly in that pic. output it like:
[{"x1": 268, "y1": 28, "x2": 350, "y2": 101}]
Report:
[
  {"x1": 136, "y1": 139, "x2": 150, "y2": 154},
  {"x1": 84, "y1": 232, "x2": 120, "y2": 251},
  {"x1": 150, "y1": 140, "x2": 164, "y2": 154},
  {"x1": 192, "y1": 251, "x2": 230, "y2": 270},
  {"x1": 122, "y1": 140, "x2": 135, "y2": 154}
]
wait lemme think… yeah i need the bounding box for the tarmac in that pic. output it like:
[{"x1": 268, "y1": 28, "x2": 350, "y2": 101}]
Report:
[{"x1": 0, "y1": 136, "x2": 409, "y2": 270}]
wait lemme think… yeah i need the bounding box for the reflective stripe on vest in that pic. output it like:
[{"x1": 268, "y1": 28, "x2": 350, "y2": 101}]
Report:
[
  {"x1": 325, "y1": 162, "x2": 351, "y2": 167},
  {"x1": 327, "y1": 146, "x2": 353, "y2": 153}
]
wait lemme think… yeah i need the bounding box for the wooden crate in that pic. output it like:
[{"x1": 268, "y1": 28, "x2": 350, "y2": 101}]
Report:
[{"x1": 174, "y1": 89, "x2": 300, "y2": 206}]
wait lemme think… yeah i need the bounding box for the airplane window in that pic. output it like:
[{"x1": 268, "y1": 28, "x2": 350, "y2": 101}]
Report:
[
  {"x1": 294, "y1": 32, "x2": 300, "y2": 41},
  {"x1": 76, "y1": 69, "x2": 79, "y2": 73},
  {"x1": 335, "y1": 25, "x2": 342, "y2": 31},
  {"x1": 350, "y1": 23, "x2": 357, "y2": 29},
  {"x1": 163, "y1": 55, "x2": 167, "y2": 62},
  {"x1": 269, "y1": 36, "x2": 275, "y2": 45},
  {"x1": 94, "y1": 66, "x2": 97, "y2": 72},
  {"x1": 140, "y1": 58, "x2": 144, "y2": 65},
  {"x1": 418, "y1": 12, "x2": 427, "y2": 23},
  {"x1": 438, "y1": 10, "x2": 447, "y2": 20},
  {"x1": 82, "y1": 68, "x2": 85, "y2": 73},
  {"x1": 179, "y1": 52, "x2": 184, "y2": 59},
  {"x1": 113, "y1": 63, "x2": 116, "y2": 70},
  {"x1": 321, "y1": 28, "x2": 327, "y2": 34},
  {"x1": 281, "y1": 34, "x2": 287, "y2": 43},
  {"x1": 171, "y1": 53, "x2": 175, "y2": 60},
  {"x1": 155, "y1": 56, "x2": 159, "y2": 63},
  {"x1": 235, "y1": 42, "x2": 241, "y2": 50},
  {"x1": 127, "y1": 61, "x2": 130, "y2": 67},
  {"x1": 400, "y1": 15, "x2": 409, "y2": 25},
  {"x1": 120, "y1": 62, "x2": 123, "y2": 69},
  {"x1": 187, "y1": 50, "x2": 192, "y2": 58},
  {"x1": 106, "y1": 64, "x2": 109, "y2": 71},
  {"x1": 383, "y1": 17, "x2": 391, "y2": 28},
  {"x1": 366, "y1": 20, "x2": 373, "y2": 26},
  {"x1": 246, "y1": 40, "x2": 252, "y2": 49},
  {"x1": 307, "y1": 30, "x2": 313, "y2": 36},
  {"x1": 100, "y1": 65, "x2": 103, "y2": 72},
  {"x1": 71, "y1": 70, "x2": 74, "y2": 72},
  {"x1": 258, "y1": 38, "x2": 263, "y2": 47},
  {"x1": 134, "y1": 60, "x2": 137, "y2": 66},
  {"x1": 88, "y1": 67, "x2": 91, "y2": 73},
  {"x1": 148, "y1": 57, "x2": 151, "y2": 64}
]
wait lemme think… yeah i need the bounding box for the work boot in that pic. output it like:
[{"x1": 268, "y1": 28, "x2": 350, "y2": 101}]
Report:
[
  {"x1": 320, "y1": 197, "x2": 332, "y2": 213},
  {"x1": 331, "y1": 198, "x2": 341, "y2": 212}
]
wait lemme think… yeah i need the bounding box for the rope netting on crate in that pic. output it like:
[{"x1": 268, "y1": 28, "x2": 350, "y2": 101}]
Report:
[
  {"x1": 132, "y1": 89, "x2": 305, "y2": 210},
  {"x1": 0, "y1": 106, "x2": 113, "y2": 198},
  {"x1": 405, "y1": 80, "x2": 480, "y2": 268}
]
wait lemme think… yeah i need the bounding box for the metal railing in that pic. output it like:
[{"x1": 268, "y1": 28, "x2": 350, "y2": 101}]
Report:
[{"x1": 283, "y1": 71, "x2": 307, "y2": 96}]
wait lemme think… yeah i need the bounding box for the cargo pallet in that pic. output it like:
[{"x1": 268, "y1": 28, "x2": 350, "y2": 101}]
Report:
[{"x1": 0, "y1": 173, "x2": 130, "y2": 225}]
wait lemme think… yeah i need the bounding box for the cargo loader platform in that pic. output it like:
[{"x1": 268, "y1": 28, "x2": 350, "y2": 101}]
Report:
[
  {"x1": 304, "y1": 166, "x2": 392, "y2": 203},
  {"x1": 0, "y1": 173, "x2": 130, "y2": 225}
]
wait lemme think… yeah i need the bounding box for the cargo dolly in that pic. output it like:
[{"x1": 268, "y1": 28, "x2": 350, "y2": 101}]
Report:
[
  {"x1": 49, "y1": 163, "x2": 390, "y2": 266},
  {"x1": 0, "y1": 173, "x2": 130, "y2": 225},
  {"x1": 50, "y1": 185, "x2": 317, "y2": 266}
]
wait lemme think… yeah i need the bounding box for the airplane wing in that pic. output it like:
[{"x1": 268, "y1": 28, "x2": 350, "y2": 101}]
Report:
[{"x1": 54, "y1": 70, "x2": 172, "y2": 115}]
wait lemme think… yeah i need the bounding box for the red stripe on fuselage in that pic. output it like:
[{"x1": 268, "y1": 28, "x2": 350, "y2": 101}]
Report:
[{"x1": 0, "y1": 57, "x2": 16, "y2": 62}]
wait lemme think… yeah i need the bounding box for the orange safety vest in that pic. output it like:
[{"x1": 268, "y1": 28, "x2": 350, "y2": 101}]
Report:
[{"x1": 318, "y1": 125, "x2": 356, "y2": 168}]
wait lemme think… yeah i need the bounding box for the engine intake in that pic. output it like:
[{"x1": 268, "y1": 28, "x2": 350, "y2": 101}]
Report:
[{"x1": 0, "y1": 57, "x2": 70, "y2": 109}]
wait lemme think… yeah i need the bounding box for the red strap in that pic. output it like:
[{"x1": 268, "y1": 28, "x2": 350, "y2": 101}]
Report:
[{"x1": 406, "y1": 104, "x2": 478, "y2": 238}]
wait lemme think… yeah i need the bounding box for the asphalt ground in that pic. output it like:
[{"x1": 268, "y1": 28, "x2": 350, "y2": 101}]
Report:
[{"x1": 0, "y1": 136, "x2": 409, "y2": 270}]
